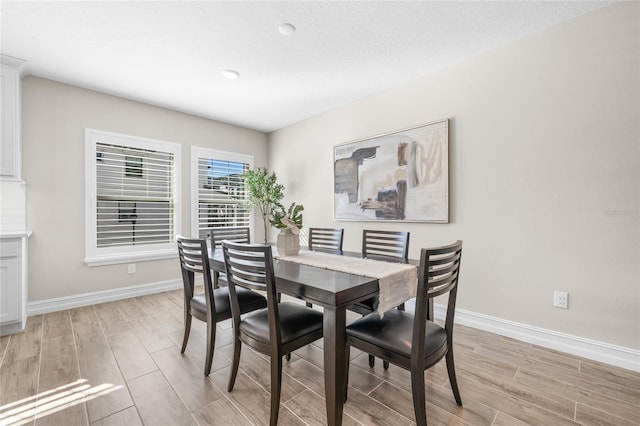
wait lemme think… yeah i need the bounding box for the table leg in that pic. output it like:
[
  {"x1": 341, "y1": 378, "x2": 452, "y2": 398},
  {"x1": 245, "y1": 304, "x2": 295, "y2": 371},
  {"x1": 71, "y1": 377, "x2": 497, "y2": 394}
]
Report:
[{"x1": 323, "y1": 306, "x2": 346, "y2": 426}]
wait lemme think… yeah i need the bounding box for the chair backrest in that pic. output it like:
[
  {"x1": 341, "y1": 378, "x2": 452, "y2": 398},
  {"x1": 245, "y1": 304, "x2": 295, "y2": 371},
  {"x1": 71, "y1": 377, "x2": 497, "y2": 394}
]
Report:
[
  {"x1": 413, "y1": 241, "x2": 463, "y2": 356},
  {"x1": 308, "y1": 227, "x2": 344, "y2": 252},
  {"x1": 362, "y1": 229, "x2": 410, "y2": 262},
  {"x1": 210, "y1": 227, "x2": 251, "y2": 250},
  {"x1": 177, "y1": 236, "x2": 216, "y2": 311},
  {"x1": 222, "y1": 241, "x2": 281, "y2": 342}
]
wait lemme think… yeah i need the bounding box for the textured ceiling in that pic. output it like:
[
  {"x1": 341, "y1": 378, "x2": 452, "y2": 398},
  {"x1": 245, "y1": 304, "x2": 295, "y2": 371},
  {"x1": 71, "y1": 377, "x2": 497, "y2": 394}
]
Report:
[{"x1": 1, "y1": 1, "x2": 611, "y2": 132}]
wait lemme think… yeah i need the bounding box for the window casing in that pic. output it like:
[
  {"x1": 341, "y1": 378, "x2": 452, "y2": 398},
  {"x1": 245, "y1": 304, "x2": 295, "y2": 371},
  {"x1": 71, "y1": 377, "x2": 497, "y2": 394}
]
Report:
[
  {"x1": 191, "y1": 147, "x2": 252, "y2": 239},
  {"x1": 85, "y1": 129, "x2": 181, "y2": 266}
]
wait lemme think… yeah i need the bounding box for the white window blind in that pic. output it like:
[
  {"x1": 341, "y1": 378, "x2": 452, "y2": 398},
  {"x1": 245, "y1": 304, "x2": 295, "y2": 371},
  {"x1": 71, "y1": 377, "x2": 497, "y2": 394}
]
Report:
[
  {"x1": 191, "y1": 147, "x2": 252, "y2": 239},
  {"x1": 96, "y1": 143, "x2": 174, "y2": 247},
  {"x1": 85, "y1": 129, "x2": 181, "y2": 266}
]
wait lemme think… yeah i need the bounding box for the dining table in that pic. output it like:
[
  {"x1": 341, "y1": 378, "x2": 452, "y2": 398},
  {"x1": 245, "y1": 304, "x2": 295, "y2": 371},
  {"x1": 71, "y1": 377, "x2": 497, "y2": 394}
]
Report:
[{"x1": 209, "y1": 247, "x2": 420, "y2": 426}]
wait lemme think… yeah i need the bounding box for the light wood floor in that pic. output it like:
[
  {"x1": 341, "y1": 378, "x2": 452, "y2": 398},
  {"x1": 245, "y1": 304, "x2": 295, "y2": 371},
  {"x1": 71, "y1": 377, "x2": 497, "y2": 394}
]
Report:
[{"x1": 1, "y1": 289, "x2": 639, "y2": 426}]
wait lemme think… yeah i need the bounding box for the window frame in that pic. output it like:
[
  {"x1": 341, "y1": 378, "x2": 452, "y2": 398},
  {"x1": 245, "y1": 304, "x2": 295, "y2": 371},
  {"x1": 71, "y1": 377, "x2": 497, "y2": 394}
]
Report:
[
  {"x1": 84, "y1": 128, "x2": 181, "y2": 266},
  {"x1": 190, "y1": 146, "x2": 253, "y2": 239}
]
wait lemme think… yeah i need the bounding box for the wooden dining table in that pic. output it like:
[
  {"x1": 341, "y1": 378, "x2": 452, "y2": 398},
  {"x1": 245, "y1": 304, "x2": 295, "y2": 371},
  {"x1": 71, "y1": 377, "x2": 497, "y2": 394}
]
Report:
[{"x1": 208, "y1": 247, "x2": 418, "y2": 426}]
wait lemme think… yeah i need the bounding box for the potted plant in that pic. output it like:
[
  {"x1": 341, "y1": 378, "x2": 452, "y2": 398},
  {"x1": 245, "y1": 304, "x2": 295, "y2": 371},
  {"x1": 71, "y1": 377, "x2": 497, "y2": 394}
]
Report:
[
  {"x1": 242, "y1": 168, "x2": 284, "y2": 243},
  {"x1": 271, "y1": 202, "x2": 304, "y2": 256}
]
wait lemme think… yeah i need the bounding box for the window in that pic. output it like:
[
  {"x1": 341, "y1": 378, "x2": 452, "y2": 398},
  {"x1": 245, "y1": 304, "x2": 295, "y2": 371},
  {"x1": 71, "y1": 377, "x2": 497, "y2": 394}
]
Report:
[
  {"x1": 191, "y1": 147, "x2": 252, "y2": 239},
  {"x1": 85, "y1": 129, "x2": 181, "y2": 266}
]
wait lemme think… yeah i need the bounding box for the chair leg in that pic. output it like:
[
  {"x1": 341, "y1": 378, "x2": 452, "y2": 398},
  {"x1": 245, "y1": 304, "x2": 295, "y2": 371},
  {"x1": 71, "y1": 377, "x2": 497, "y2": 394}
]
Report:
[
  {"x1": 411, "y1": 368, "x2": 427, "y2": 426},
  {"x1": 269, "y1": 354, "x2": 283, "y2": 426},
  {"x1": 446, "y1": 349, "x2": 462, "y2": 405},
  {"x1": 204, "y1": 321, "x2": 216, "y2": 376},
  {"x1": 181, "y1": 313, "x2": 192, "y2": 353},
  {"x1": 383, "y1": 360, "x2": 389, "y2": 370},
  {"x1": 227, "y1": 334, "x2": 242, "y2": 392},
  {"x1": 285, "y1": 353, "x2": 291, "y2": 361},
  {"x1": 368, "y1": 354, "x2": 375, "y2": 368}
]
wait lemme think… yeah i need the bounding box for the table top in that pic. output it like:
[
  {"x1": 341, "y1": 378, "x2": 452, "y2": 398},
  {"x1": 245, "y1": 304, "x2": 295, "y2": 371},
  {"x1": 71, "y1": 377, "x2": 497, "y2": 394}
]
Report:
[{"x1": 209, "y1": 248, "x2": 380, "y2": 309}]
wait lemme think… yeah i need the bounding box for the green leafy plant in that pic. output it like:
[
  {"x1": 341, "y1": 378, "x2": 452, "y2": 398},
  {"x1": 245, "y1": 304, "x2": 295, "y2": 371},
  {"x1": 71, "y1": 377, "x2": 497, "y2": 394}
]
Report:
[
  {"x1": 242, "y1": 168, "x2": 285, "y2": 243},
  {"x1": 270, "y1": 202, "x2": 304, "y2": 235}
]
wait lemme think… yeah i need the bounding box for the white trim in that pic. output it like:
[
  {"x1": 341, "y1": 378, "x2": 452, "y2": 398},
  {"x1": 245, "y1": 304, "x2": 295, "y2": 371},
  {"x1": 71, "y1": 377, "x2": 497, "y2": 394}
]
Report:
[
  {"x1": 0, "y1": 54, "x2": 27, "y2": 70},
  {"x1": 84, "y1": 248, "x2": 177, "y2": 267},
  {"x1": 84, "y1": 128, "x2": 182, "y2": 266},
  {"x1": 27, "y1": 279, "x2": 182, "y2": 316},
  {"x1": 411, "y1": 301, "x2": 640, "y2": 373}
]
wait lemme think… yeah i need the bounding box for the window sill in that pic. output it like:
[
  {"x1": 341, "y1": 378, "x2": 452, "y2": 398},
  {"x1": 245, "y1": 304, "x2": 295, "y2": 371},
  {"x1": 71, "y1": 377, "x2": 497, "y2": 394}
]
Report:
[{"x1": 84, "y1": 250, "x2": 177, "y2": 267}]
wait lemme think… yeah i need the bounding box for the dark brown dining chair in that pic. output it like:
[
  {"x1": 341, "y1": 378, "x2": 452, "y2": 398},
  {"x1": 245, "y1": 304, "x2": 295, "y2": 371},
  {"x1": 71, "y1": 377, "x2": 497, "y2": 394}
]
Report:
[
  {"x1": 308, "y1": 227, "x2": 344, "y2": 253},
  {"x1": 344, "y1": 240, "x2": 463, "y2": 426},
  {"x1": 351, "y1": 229, "x2": 410, "y2": 368},
  {"x1": 304, "y1": 227, "x2": 344, "y2": 308},
  {"x1": 177, "y1": 236, "x2": 266, "y2": 376},
  {"x1": 222, "y1": 241, "x2": 323, "y2": 426},
  {"x1": 210, "y1": 227, "x2": 251, "y2": 287},
  {"x1": 361, "y1": 229, "x2": 410, "y2": 262},
  {"x1": 210, "y1": 226, "x2": 251, "y2": 248}
]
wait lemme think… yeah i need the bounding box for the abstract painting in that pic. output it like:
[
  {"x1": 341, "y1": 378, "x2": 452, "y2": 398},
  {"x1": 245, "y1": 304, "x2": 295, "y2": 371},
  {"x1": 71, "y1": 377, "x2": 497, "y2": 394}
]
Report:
[{"x1": 334, "y1": 119, "x2": 448, "y2": 222}]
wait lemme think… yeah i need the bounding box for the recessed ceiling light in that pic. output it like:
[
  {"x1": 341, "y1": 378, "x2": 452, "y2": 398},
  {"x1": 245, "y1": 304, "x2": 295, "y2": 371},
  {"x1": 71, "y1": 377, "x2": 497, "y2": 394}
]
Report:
[
  {"x1": 222, "y1": 69, "x2": 240, "y2": 80},
  {"x1": 278, "y1": 23, "x2": 296, "y2": 36}
]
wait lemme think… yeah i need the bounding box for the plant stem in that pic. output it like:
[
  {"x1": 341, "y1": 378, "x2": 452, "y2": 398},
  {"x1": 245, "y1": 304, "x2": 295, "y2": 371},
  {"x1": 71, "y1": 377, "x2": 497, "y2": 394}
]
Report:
[{"x1": 262, "y1": 213, "x2": 268, "y2": 244}]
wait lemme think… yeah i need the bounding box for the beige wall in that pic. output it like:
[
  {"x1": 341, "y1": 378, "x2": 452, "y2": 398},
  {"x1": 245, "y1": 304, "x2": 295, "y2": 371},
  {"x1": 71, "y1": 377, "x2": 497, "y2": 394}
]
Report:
[
  {"x1": 269, "y1": 3, "x2": 639, "y2": 349},
  {"x1": 22, "y1": 77, "x2": 268, "y2": 301}
]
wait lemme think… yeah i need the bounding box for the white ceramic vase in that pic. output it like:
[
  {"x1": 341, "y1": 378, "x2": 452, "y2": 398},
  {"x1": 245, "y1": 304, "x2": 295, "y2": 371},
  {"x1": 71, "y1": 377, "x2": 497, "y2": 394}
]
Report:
[{"x1": 276, "y1": 228, "x2": 300, "y2": 256}]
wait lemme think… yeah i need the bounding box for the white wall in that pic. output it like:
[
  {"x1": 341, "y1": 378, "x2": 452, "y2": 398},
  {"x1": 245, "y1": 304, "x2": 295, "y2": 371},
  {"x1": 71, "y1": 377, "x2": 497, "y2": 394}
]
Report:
[
  {"x1": 22, "y1": 76, "x2": 268, "y2": 301},
  {"x1": 269, "y1": 3, "x2": 639, "y2": 350}
]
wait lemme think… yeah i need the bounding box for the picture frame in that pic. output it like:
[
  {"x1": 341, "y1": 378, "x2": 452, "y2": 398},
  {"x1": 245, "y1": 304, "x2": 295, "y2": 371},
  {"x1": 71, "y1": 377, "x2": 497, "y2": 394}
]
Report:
[{"x1": 333, "y1": 119, "x2": 449, "y2": 223}]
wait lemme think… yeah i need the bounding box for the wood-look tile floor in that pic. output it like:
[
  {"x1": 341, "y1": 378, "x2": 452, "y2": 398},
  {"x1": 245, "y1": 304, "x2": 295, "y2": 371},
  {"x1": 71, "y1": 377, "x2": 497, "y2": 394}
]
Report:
[{"x1": 1, "y1": 289, "x2": 639, "y2": 425}]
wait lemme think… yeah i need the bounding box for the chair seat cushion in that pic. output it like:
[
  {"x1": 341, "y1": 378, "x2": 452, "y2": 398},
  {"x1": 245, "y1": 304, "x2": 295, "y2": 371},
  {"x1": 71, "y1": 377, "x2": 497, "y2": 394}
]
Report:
[
  {"x1": 346, "y1": 309, "x2": 447, "y2": 359},
  {"x1": 190, "y1": 287, "x2": 266, "y2": 318},
  {"x1": 240, "y1": 303, "x2": 323, "y2": 346}
]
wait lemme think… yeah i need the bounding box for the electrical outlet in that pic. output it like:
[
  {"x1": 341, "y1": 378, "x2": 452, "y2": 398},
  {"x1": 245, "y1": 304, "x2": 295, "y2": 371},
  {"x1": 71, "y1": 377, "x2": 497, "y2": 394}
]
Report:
[
  {"x1": 128, "y1": 263, "x2": 136, "y2": 274},
  {"x1": 553, "y1": 291, "x2": 568, "y2": 309}
]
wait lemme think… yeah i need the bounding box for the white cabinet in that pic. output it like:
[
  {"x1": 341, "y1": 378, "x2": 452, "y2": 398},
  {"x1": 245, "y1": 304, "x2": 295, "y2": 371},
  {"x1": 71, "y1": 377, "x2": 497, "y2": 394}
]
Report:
[
  {"x1": 0, "y1": 55, "x2": 28, "y2": 335},
  {"x1": 0, "y1": 237, "x2": 27, "y2": 335},
  {"x1": 1, "y1": 55, "x2": 26, "y2": 178}
]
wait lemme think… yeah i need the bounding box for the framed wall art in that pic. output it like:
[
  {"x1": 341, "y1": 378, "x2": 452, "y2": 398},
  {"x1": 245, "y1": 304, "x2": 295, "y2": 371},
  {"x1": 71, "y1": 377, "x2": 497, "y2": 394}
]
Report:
[{"x1": 334, "y1": 119, "x2": 449, "y2": 223}]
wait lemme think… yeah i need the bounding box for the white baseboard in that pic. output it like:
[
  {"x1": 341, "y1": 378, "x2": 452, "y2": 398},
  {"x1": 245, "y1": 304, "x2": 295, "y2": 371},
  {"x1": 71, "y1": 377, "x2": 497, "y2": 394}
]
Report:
[
  {"x1": 425, "y1": 302, "x2": 639, "y2": 373},
  {"x1": 27, "y1": 279, "x2": 182, "y2": 316}
]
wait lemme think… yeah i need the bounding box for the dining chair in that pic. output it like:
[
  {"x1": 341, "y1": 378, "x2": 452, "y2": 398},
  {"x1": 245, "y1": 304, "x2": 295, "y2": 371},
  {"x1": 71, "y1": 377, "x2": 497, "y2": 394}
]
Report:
[
  {"x1": 177, "y1": 236, "x2": 266, "y2": 376},
  {"x1": 210, "y1": 227, "x2": 251, "y2": 287},
  {"x1": 344, "y1": 240, "x2": 463, "y2": 426},
  {"x1": 361, "y1": 229, "x2": 410, "y2": 261},
  {"x1": 222, "y1": 241, "x2": 324, "y2": 426},
  {"x1": 352, "y1": 229, "x2": 410, "y2": 369},
  {"x1": 304, "y1": 227, "x2": 344, "y2": 308},
  {"x1": 308, "y1": 227, "x2": 344, "y2": 253}
]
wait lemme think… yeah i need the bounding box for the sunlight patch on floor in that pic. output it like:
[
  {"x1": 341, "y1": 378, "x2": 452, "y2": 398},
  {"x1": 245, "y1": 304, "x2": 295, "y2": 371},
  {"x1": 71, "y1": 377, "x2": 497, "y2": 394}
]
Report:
[{"x1": 0, "y1": 379, "x2": 122, "y2": 425}]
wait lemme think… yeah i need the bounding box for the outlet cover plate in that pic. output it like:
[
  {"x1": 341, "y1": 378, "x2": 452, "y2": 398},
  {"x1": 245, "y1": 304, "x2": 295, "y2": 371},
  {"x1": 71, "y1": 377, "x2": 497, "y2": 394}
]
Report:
[{"x1": 554, "y1": 291, "x2": 568, "y2": 309}]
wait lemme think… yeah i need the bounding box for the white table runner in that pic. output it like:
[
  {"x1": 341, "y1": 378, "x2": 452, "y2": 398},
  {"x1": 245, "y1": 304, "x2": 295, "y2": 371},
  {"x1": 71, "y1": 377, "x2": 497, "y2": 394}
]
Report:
[{"x1": 273, "y1": 250, "x2": 417, "y2": 316}]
